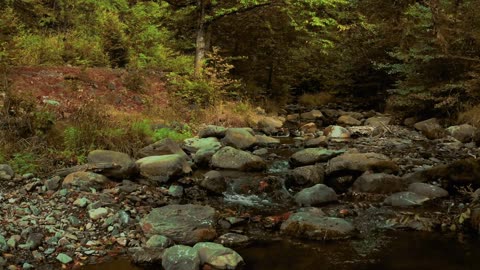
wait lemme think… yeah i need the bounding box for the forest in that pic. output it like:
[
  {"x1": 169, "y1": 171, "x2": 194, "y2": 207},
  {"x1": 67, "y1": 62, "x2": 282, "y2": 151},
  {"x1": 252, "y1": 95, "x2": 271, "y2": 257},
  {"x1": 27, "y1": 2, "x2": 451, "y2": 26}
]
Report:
[{"x1": 2, "y1": 1, "x2": 480, "y2": 270}]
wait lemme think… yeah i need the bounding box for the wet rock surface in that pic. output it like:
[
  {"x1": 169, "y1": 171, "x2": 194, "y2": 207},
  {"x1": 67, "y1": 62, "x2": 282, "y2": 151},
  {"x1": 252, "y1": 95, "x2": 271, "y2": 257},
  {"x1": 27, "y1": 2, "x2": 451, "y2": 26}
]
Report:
[{"x1": 2, "y1": 103, "x2": 480, "y2": 270}]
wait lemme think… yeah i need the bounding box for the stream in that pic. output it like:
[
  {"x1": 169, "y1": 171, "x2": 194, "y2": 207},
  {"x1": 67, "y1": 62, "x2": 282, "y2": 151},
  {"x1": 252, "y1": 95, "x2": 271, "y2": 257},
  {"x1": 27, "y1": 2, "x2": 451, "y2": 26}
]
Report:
[{"x1": 82, "y1": 231, "x2": 480, "y2": 270}]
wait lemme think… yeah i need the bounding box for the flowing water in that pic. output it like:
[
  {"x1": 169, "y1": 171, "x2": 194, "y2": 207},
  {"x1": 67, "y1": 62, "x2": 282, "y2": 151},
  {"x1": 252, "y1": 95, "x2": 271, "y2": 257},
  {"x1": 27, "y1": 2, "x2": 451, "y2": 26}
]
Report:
[{"x1": 81, "y1": 231, "x2": 480, "y2": 270}]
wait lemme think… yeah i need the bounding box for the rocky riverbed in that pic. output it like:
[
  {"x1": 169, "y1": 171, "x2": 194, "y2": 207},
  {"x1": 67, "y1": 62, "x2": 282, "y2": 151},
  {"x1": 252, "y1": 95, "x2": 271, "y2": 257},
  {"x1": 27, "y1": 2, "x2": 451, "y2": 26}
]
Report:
[{"x1": 2, "y1": 103, "x2": 480, "y2": 270}]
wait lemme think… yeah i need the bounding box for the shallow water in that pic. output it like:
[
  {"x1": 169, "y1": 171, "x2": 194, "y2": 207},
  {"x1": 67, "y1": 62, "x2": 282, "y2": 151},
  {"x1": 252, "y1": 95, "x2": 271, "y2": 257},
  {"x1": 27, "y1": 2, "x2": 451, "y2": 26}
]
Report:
[{"x1": 81, "y1": 231, "x2": 480, "y2": 270}]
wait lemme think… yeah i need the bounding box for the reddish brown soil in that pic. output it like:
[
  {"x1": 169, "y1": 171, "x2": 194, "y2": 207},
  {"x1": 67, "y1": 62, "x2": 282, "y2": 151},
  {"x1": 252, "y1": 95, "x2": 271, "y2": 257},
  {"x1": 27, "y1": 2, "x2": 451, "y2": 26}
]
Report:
[{"x1": 7, "y1": 66, "x2": 169, "y2": 115}]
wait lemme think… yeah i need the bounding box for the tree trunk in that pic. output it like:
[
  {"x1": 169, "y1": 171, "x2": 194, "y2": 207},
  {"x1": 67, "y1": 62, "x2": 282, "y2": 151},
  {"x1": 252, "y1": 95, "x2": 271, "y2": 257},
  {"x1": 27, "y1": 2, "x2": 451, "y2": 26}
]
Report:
[{"x1": 194, "y1": 0, "x2": 207, "y2": 77}]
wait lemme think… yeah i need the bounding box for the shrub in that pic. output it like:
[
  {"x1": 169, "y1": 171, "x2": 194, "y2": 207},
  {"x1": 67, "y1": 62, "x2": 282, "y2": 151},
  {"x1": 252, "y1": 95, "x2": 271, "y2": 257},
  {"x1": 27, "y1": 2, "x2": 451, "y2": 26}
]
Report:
[
  {"x1": 152, "y1": 127, "x2": 192, "y2": 142},
  {"x1": 9, "y1": 152, "x2": 38, "y2": 174}
]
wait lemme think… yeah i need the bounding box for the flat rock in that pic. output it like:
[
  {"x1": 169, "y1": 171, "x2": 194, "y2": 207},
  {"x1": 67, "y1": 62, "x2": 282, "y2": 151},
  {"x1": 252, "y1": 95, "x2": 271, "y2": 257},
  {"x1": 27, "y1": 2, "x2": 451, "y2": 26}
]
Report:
[
  {"x1": 222, "y1": 128, "x2": 256, "y2": 150},
  {"x1": 254, "y1": 135, "x2": 280, "y2": 147},
  {"x1": 281, "y1": 212, "x2": 355, "y2": 240},
  {"x1": 215, "y1": 233, "x2": 250, "y2": 247},
  {"x1": 138, "y1": 138, "x2": 188, "y2": 158},
  {"x1": 326, "y1": 152, "x2": 398, "y2": 175},
  {"x1": 290, "y1": 148, "x2": 345, "y2": 167},
  {"x1": 135, "y1": 154, "x2": 192, "y2": 183},
  {"x1": 162, "y1": 245, "x2": 200, "y2": 270},
  {"x1": 183, "y1": 137, "x2": 221, "y2": 153},
  {"x1": 408, "y1": 183, "x2": 448, "y2": 199},
  {"x1": 62, "y1": 171, "x2": 110, "y2": 191},
  {"x1": 300, "y1": 110, "x2": 323, "y2": 120},
  {"x1": 352, "y1": 172, "x2": 405, "y2": 194},
  {"x1": 87, "y1": 150, "x2": 136, "y2": 179},
  {"x1": 337, "y1": 115, "x2": 361, "y2": 126},
  {"x1": 294, "y1": 184, "x2": 337, "y2": 206},
  {"x1": 365, "y1": 116, "x2": 391, "y2": 128},
  {"x1": 384, "y1": 191, "x2": 430, "y2": 207},
  {"x1": 211, "y1": 147, "x2": 266, "y2": 171},
  {"x1": 304, "y1": 136, "x2": 328, "y2": 148},
  {"x1": 140, "y1": 204, "x2": 216, "y2": 245},
  {"x1": 300, "y1": 123, "x2": 317, "y2": 134},
  {"x1": 193, "y1": 242, "x2": 244, "y2": 270}
]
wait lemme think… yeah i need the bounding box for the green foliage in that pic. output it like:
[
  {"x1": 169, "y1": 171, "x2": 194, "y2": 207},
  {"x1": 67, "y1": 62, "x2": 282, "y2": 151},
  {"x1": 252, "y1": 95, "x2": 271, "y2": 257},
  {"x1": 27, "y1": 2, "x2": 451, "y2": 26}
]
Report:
[
  {"x1": 152, "y1": 127, "x2": 192, "y2": 142},
  {"x1": 9, "y1": 152, "x2": 38, "y2": 174}
]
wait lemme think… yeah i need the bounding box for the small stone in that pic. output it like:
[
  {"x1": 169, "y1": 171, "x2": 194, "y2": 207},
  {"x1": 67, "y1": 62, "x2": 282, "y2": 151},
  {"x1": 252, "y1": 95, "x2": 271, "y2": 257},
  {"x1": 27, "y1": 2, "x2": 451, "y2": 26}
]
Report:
[
  {"x1": 73, "y1": 197, "x2": 89, "y2": 208},
  {"x1": 88, "y1": 207, "x2": 109, "y2": 220},
  {"x1": 146, "y1": 235, "x2": 173, "y2": 249},
  {"x1": 22, "y1": 262, "x2": 34, "y2": 269},
  {"x1": 168, "y1": 185, "x2": 184, "y2": 197},
  {"x1": 56, "y1": 253, "x2": 73, "y2": 264}
]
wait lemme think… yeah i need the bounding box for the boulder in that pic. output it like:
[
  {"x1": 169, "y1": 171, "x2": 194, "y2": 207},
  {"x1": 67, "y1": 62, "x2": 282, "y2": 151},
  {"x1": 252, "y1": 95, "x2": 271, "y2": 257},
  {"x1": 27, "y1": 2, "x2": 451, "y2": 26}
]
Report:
[
  {"x1": 288, "y1": 164, "x2": 325, "y2": 186},
  {"x1": 384, "y1": 191, "x2": 430, "y2": 207},
  {"x1": 323, "y1": 125, "x2": 350, "y2": 142},
  {"x1": 183, "y1": 137, "x2": 221, "y2": 153},
  {"x1": 87, "y1": 150, "x2": 136, "y2": 179},
  {"x1": 211, "y1": 147, "x2": 266, "y2": 171},
  {"x1": 294, "y1": 184, "x2": 337, "y2": 206},
  {"x1": 138, "y1": 138, "x2": 188, "y2": 158},
  {"x1": 140, "y1": 204, "x2": 216, "y2": 245},
  {"x1": 352, "y1": 172, "x2": 405, "y2": 194},
  {"x1": 0, "y1": 164, "x2": 14, "y2": 181},
  {"x1": 215, "y1": 233, "x2": 250, "y2": 247},
  {"x1": 414, "y1": 118, "x2": 445, "y2": 140},
  {"x1": 446, "y1": 124, "x2": 477, "y2": 143},
  {"x1": 258, "y1": 117, "x2": 284, "y2": 135},
  {"x1": 198, "y1": 125, "x2": 227, "y2": 138},
  {"x1": 162, "y1": 245, "x2": 201, "y2": 270},
  {"x1": 365, "y1": 116, "x2": 391, "y2": 128},
  {"x1": 281, "y1": 212, "x2": 355, "y2": 240},
  {"x1": 193, "y1": 242, "x2": 244, "y2": 270},
  {"x1": 254, "y1": 135, "x2": 280, "y2": 147},
  {"x1": 135, "y1": 155, "x2": 192, "y2": 183},
  {"x1": 62, "y1": 172, "x2": 110, "y2": 191},
  {"x1": 222, "y1": 128, "x2": 256, "y2": 150},
  {"x1": 300, "y1": 123, "x2": 317, "y2": 134},
  {"x1": 286, "y1": 114, "x2": 300, "y2": 122},
  {"x1": 290, "y1": 148, "x2": 345, "y2": 167},
  {"x1": 408, "y1": 183, "x2": 448, "y2": 199},
  {"x1": 347, "y1": 126, "x2": 375, "y2": 137},
  {"x1": 300, "y1": 110, "x2": 323, "y2": 120},
  {"x1": 304, "y1": 136, "x2": 328, "y2": 148},
  {"x1": 337, "y1": 115, "x2": 361, "y2": 126},
  {"x1": 200, "y1": 170, "x2": 227, "y2": 194},
  {"x1": 326, "y1": 152, "x2": 398, "y2": 175}
]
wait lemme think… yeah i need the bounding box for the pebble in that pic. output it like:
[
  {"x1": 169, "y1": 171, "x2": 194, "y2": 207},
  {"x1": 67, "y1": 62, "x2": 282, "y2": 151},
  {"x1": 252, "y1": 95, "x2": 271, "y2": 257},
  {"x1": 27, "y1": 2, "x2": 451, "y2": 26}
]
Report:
[{"x1": 56, "y1": 253, "x2": 73, "y2": 264}]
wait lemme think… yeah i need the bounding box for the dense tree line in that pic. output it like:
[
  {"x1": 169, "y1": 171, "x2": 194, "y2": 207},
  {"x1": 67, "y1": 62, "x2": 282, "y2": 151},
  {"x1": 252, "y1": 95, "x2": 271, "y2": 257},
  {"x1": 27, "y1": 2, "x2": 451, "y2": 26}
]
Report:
[{"x1": 1, "y1": 0, "x2": 480, "y2": 117}]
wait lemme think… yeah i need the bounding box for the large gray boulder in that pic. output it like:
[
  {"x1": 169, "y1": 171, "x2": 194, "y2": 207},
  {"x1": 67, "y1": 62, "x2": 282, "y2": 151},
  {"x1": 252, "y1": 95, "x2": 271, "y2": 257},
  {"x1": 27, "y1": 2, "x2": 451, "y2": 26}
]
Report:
[
  {"x1": 87, "y1": 150, "x2": 136, "y2": 179},
  {"x1": 414, "y1": 118, "x2": 445, "y2": 140},
  {"x1": 0, "y1": 164, "x2": 14, "y2": 181},
  {"x1": 352, "y1": 172, "x2": 405, "y2": 194},
  {"x1": 288, "y1": 164, "x2": 325, "y2": 186},
  {"x1": 140, "y1": 204, "x2": 216, "y2": 245},
  {"x1": 257, "y1": 116, "x2": 284, "y2": 135},
  {"x1": 193, "y1": 242, "x2": 244, "y2": 270},
  {"x1": 138, "y1": 138, "x2": 188, "y2": 158},
  {"x1": 62, "y1": 171, "x2": 110, "y2": 191},
  {"x1": 211, "y1": 147, "x2": 266, "y2": 171},
  {"x1": 326, "y1": 152, "x2": 398, "y2": 175},
  {"x1": 162, "y1": 245, "x2": 201, "y2": 270},
  {"x1": 198, "y1": 125, "x2": 227, "y2": 138},
  {"x1": 408, "y1": 183, "x2": 448, "y2": 199},
  {"x1": 290, "y1": 148, "x2": 345, "y2": 167},
  {"x1": 384, "y1": 191, "x2": 430, "y2": 207},
  {"x1": 281, "y1": 212, "x2": 355, "y2": 240},
  {"x1": 446, "y1": 124, "x2": 477, "y2": 143},
  {"x1": 222, "y1": 128, "x2": 257, "y2": 150},
  {"x1": 294, "y1": 184, "x2": 337, "y2": 206},
  {"x1": 135, "y1": 155, "x2": 192, "y2": 183},
  {"x1": 184, "y1": 137, "x2": 222, "y2": 166}
]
